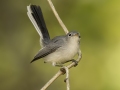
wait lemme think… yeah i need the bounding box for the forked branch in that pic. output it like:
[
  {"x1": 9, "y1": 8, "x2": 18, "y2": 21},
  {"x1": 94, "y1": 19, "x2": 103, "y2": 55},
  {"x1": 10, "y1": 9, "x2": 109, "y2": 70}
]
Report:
[{"x1": 40, "y1": 0, "x2": 82, "y2": 90}]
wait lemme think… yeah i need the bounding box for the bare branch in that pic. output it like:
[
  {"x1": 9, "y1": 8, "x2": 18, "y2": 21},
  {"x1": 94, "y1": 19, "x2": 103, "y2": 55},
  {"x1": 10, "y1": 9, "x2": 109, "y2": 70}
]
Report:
[
  {"x1": 40, "y1": 66, "x2": 71, "y2": 90},
  {"x1": 47, "y1": 0, "x2": 69, "y2": 34},
  {"x1": 40, "y1": 71, "x2": 62, "y2": 90},
  {"x1": 40, "y1": 0, "x2": 82, "y2": 90},
  {"x1": 40, "y1": 49, "x2": 82, "y2": 90},
  {"x1": 64, "y1": 66, "x2": 70, "y2": 90}
]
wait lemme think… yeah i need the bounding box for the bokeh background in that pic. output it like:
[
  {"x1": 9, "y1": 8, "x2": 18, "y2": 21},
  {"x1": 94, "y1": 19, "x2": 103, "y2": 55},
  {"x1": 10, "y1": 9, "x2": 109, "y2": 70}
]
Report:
[{"x1": 0, "y1": 0, "x2": 120, "y2": 90}]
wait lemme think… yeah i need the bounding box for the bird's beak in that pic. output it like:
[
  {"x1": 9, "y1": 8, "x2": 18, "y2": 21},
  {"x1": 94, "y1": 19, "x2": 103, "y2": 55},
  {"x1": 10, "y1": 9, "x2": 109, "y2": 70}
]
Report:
[{"x1": 74, "y1": 33, "x2": 81, "y2": 38}]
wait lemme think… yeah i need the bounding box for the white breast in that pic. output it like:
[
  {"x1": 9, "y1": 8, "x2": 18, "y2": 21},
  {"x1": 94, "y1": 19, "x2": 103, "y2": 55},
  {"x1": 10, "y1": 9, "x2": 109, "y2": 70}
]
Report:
[{"x1": 44, "y1": 36, "x2": 79, "y2": 64}]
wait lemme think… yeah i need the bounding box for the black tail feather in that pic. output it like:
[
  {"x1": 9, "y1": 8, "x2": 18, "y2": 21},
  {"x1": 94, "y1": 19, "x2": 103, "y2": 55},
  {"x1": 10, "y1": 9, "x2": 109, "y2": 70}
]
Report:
[{"x1": 30, "y1": 5, "x2": 50, "y2": 45}]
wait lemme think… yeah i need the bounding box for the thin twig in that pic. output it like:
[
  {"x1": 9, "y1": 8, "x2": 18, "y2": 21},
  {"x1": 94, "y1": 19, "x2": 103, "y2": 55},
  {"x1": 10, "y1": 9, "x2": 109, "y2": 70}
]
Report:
[
  {"x1": 40, "y1": 0, "x2": 82, "y2": 90},
  {"x1": 64, "y1": 66, "x2": 70, "y2": 90},
  {"x1": 40, "y1": 50, "x2": 82, "y2": 90},
  {"x1": 47, "y1": 0, "x2": 69, "y2": 34},
  {"x1": 40, "y1": 71, "x2": 62, "y2": 90}
]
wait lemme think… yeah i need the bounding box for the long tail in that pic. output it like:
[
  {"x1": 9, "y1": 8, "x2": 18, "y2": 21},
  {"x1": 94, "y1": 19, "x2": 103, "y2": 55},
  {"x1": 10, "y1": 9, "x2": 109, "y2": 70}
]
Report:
[{"x1": 27, "y1": 5, "x2": 50, "y2": 46}]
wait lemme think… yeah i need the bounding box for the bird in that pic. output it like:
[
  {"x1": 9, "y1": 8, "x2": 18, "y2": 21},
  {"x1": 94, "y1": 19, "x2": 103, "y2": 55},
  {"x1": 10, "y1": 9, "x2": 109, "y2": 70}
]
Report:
[{"x1": 27, "y1": 5, "x2": 81, "y2": 67}]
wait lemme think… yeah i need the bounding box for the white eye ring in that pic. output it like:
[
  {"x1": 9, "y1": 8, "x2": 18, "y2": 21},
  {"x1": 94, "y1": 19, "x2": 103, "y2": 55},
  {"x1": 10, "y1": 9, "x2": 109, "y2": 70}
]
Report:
[{"x1": 68, "y1": 33, "x2": 72, "y2": 36}]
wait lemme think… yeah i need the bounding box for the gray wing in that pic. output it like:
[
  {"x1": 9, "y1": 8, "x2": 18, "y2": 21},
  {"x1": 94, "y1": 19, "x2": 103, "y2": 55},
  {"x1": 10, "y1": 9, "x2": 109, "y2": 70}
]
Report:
[
  {"x1": 30, "y1": 35, "x2": 66, "y2": 63},
  {"x1": 30, "y1": 43, "x2": 61, "y2": 63}
]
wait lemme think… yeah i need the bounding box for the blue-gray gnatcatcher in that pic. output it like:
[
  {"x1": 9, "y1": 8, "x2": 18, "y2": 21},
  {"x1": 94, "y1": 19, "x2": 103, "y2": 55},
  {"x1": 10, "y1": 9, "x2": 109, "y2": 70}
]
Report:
[{"x1": 27, "y1": 5, "x2": 82, "y2": 67}]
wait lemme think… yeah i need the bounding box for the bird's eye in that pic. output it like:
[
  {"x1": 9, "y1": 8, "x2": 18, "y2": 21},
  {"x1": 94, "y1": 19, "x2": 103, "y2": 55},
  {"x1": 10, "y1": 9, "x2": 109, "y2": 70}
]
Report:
[{"x1": 68, "y1": 33, "x2": 72, "y2": 36}]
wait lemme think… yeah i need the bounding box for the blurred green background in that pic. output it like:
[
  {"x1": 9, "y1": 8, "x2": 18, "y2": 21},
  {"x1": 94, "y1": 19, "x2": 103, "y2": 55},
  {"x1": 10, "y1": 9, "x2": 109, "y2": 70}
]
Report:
[{"x1": 0, "y1": 0, "x2": 120, "y2": 90}]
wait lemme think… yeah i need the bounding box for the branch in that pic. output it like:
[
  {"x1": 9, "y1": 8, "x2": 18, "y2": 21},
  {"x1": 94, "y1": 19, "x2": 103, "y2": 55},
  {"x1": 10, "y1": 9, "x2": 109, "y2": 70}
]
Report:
[
  {"x1": 64, "y1": 66, "x2": 70, "y2": 90},
  {"x1": 40, "y1": 50, "x2": 82, "y2": 90},
  {"x1": 47, "y1": 0, "x2": 69, "y2": 34},
  {"x1": 40, "y1": 0, "x2": 82, "y2": 90}
]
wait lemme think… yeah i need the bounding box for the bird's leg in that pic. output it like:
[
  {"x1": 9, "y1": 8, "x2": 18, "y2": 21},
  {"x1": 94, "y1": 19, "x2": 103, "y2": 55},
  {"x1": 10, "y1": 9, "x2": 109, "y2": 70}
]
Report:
[
  {"x1": 52, "y1": 62, "x2": 63, "y2": 67},
  {"x1": 52, "y1": 62, "x2": 67, "y2": 74},
  {"x1": 71, "y1": 59, "x2": 78, "y2": 67},
  {"x1": 63, "y1": 59, "x2": 78, "y2": 67}
]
